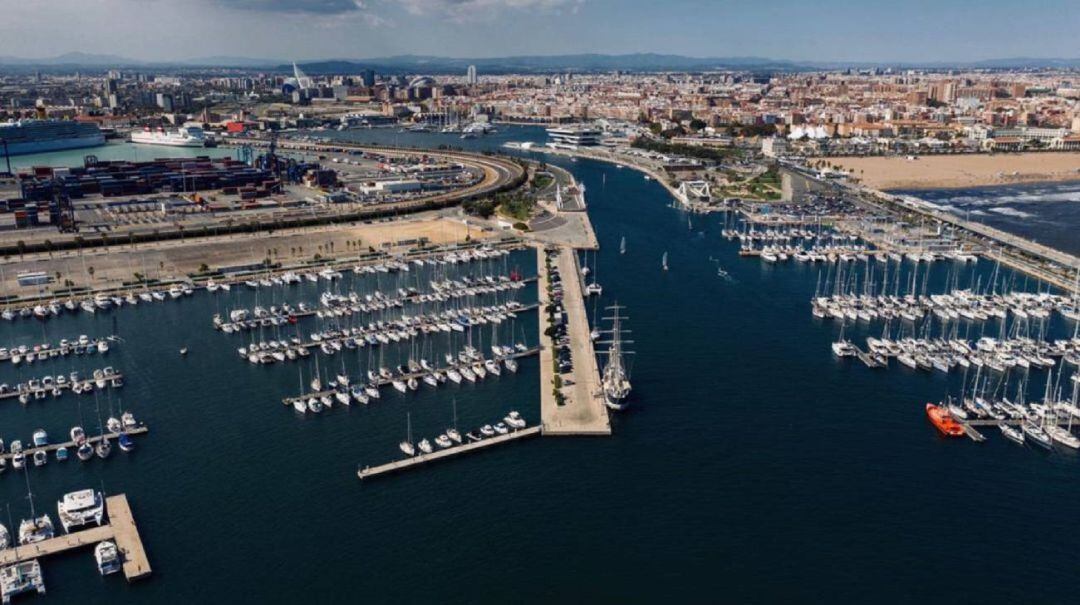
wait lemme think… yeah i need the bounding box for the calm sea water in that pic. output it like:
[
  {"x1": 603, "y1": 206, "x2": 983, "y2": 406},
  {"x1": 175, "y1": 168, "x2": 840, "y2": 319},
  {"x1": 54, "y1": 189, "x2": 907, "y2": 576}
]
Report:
[
  {"x1": 0, "y1": 129, "x2": 1078, "y2": 603},
  {"x1": 896, "y1": 181, "x2": 1080, "y2": 257}
]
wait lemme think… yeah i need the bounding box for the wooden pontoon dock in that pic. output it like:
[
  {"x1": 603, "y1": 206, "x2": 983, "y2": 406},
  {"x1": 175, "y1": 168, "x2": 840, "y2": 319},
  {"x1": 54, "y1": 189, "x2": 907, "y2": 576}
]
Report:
[{"x1": 0, "y1": 494, "x2": 151, "y2": 582}]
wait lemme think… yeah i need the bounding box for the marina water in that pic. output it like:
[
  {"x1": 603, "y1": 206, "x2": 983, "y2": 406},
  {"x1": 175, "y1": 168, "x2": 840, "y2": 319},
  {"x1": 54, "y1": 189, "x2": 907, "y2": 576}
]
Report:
[{"x1": 1, "y1": 128, "x2": 1078, "y2": 602}]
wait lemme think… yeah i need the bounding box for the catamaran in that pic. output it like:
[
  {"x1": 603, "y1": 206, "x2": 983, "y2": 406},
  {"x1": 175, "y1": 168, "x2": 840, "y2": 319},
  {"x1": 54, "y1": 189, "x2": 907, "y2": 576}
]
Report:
[{"x1": 598, "y1": 303, "x2": 634, "y2": 411}]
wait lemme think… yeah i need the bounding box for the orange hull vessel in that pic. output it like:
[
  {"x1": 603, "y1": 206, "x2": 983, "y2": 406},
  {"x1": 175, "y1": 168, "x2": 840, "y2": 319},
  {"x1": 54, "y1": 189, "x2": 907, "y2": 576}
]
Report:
[{"x1": 926, "y1": 403, "x2": 964, "y2": 437}]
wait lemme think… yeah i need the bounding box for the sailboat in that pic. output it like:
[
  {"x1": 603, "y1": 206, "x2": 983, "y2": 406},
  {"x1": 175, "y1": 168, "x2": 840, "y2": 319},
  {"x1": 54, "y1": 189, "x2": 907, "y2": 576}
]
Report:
[
  {"x1": 18, "y1": 470, "x2": 53, "y2": 545},
  {"x1": 445, "y1": 399, "x2": 462, "y2": 444},
  {"x1": 662, "y1": 252, "x2": 669, "y2": 272},
  {"x1": 619, "y1": 236, "x2": 626, "y2": 255},
  {"x1": 597, "y1": 303, "x2": 634, "y2": 411},
  {"x1": 399, "y1": 413, "x2": 416, "y2": 457}
]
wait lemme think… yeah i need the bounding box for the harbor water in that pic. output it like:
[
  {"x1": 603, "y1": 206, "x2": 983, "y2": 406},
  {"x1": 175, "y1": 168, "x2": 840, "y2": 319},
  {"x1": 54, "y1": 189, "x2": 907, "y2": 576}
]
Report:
[
  {"x1": 896, "y1": 180, "x2": 1080, "y2": 256},
  {"x1": 0, "y1": 129, "x2": 1078, "y2": 602}
]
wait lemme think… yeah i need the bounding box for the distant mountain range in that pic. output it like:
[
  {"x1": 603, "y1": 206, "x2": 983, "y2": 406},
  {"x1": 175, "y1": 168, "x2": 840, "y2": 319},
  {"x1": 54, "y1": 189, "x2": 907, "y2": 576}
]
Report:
[{"x1": 1, "y1": 52, "x2": 1079, "y2": 73}]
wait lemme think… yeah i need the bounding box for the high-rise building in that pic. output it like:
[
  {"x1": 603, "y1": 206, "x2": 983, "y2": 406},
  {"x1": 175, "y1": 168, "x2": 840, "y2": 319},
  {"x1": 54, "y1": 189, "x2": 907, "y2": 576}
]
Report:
[
  {"x1": 361, "y1": 69, "x2": 376, "y2": 87},
  {"x1": 155, "y1": 93, "x2": 174, "y2": 112},
  {"x1": 466, "y1": 65, "x2": 478, "y2": 85}
]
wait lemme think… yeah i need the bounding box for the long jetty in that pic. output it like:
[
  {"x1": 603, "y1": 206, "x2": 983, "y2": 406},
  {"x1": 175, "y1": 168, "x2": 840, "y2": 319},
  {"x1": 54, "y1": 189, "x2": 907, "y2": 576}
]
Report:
[
  {"x1": 0, "y1": 372, "x2": 124, "y2": 402},
  {"x1": 0, "y1": 494, "x2": 151, "y2": 582},
  {"x1": 0, "y1": 339, "x2": 115, "y2": 367},
  {"x1": 263, "y1": 303, "x2": 538, "y2": 353},
  {"x1": 217, "y1": 277, "x2": 536, "y2": 331},
  {"x1": 538, "y1": 247, "x2": 611, "y2": 436},
  {"x1": 358, "y1": 426, "x2": 541, "y2": 480},
  {"x1": 282, "y1": 348, "x2": 539, "y2": 406},
  {"x1": 0, "y1": 426, "x2": 148, "y2": 463}
]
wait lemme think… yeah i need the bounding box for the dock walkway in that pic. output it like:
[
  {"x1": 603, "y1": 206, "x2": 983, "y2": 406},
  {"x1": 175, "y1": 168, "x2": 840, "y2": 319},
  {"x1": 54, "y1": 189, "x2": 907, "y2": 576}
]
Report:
[
  {"x1": 538, "y1": 247, "x2": 611, "y2": 436},
  {"x1": 0, "y1": 373, "x2": 124, "y2": 403},
  {"x1": 0, "y1": 494, "x2": 150, "y2": 582},
  {"x1": 282, "y1": 348, "x2": 539, "y2": 406},
  {"x1": 0, "y1": 426, "x2": 148, "y2": 462},
  {"x1": 852, "y1": 345, "x2": 886, "y2": 368},
  {"x1": 358, "y1": 426, "x2": 541, "y2": 479}
]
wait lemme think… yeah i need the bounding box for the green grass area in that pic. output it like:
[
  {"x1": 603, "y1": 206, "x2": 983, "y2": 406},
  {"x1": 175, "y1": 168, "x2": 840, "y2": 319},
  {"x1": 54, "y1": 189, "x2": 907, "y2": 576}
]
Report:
[
  {"x1": 532, "y1": 174, "x2": 554, "y2": 190},
  {"x1": 498, "y1": 196, "x2": 536, "y2": 221}
]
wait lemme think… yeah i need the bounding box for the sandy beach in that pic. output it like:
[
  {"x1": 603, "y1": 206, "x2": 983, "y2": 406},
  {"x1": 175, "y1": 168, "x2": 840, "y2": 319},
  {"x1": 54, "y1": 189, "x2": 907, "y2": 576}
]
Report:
[{"x1": 829, "y1": 152, "x2": 1080, "y2": 190}]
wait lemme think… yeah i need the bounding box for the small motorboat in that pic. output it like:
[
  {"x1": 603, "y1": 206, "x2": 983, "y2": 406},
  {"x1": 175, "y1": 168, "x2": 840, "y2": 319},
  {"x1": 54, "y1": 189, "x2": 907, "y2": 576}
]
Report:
[
  {"x1": 118, "y1": 434, "x2": 135, "y2": 452},
  {"x1": 95, "y1": 438, "x2": 112, "y2": 459},
  {"x1": 55, "y1": 447, "x2": 69, "y2": 462},
  {"x1": 31, "y1": 429, "x2": 48, "y2": 448},
  {"x1": 95, "y1": 540, "x2": 122, "y2": 575}
]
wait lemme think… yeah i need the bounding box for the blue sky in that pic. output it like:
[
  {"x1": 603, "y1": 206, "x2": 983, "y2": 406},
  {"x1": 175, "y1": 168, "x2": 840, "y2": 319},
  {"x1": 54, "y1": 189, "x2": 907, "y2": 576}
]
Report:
[{"x1": 2, "y1": 0, "x2": 1078, "y2": 62}]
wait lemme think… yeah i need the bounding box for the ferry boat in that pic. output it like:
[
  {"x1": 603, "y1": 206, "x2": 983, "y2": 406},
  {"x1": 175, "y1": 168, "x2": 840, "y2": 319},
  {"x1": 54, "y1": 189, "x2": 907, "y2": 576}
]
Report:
[
  {"x1": 598, "y1": 304, "x2": 634, "y2": 411},
  {"x1": 57, "y1": 489, "x2": 105, "y2": 533},
  {"x1": 0, "y1": 119, "x2": 104, "y2": 155},
  {"x1": 925, "y1": 403, "x2": 964, "y2": 437},
  {"x1": 130, "y1": 124, "x2": 206, "y2": 147}
]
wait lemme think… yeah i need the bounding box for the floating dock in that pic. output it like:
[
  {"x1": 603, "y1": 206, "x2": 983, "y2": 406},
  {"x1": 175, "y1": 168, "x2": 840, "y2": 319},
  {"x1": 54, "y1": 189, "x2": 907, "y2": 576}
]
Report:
[
  {"x1": 217, "y1": 278, "x2": 537, "y2": 330},
  {"x1": 0, "y1": 494, "x2": 151, "y2": 582},
  {"x1": 0, "y1": 373, "x2": 125, "y2": 403},
  {"x1": 0, "y1": 426, "x2": 148, "y2": 462},
  {"x1": 358, "y1": 426, "x2": 541, "y2": 480},
  {"x1": 282, "y1": 348, "x2": 539, "y2": 406},
  {"x1": 852, "y1": 345, "x2": 886, "y2": 368}
]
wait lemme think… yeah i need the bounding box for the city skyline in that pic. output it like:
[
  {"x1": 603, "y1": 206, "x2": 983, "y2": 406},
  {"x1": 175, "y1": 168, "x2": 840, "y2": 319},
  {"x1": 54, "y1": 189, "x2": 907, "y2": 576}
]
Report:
[{"x1": 1, "y1": 0, "x2": 1079, "y2": 65}]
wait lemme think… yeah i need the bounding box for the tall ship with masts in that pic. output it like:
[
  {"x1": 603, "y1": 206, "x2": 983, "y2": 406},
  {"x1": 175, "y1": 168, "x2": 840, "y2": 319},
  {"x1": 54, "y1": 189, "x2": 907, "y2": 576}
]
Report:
[{"x1": 598, "y1": 303, "x2": 634, "y2": 411}]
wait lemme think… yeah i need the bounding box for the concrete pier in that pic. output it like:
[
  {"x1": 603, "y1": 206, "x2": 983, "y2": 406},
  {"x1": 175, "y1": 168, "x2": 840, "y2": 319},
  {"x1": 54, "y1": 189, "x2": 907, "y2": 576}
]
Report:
[
  {"x1": 358, "y1": 426, "x2": 541, "y2": 479},
  {"x1": 0, "y1": 494, "x2": 151, "y2": 582},
  {"x1": 538, "y1": 247, "x2": 611, "y2": 436}
]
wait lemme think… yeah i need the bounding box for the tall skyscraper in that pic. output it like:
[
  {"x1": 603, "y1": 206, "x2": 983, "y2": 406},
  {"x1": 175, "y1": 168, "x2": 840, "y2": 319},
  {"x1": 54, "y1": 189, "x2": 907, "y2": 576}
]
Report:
[{"x1": 466, "y1": 65, "x2": 477, "y2": 85}]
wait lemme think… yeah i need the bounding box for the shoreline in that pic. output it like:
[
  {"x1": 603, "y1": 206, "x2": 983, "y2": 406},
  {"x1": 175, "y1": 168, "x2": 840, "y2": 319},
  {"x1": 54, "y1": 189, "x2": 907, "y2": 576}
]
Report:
[
  {"x1": 829, "y1": 152, "x2": 1080, "y2": 191},
  {"x1": 886, "y1": 176, "x2": 1080, "y2": 193}
]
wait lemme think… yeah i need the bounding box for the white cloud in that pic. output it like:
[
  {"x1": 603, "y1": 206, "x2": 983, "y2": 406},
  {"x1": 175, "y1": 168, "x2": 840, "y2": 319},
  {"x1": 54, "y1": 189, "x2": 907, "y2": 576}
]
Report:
[{"x1": 393, "y1": 0, "x2": 584, "y2": 21}]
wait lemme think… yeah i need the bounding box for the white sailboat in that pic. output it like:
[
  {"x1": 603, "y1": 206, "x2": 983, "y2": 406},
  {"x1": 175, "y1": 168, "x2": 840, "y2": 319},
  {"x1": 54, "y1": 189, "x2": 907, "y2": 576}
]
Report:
[
  {"x1": 662, "y1": 252, "x2": 669, "y2": 272},
  {"x1": 619, "y1": 236, "x2": 626, "y2": 255},
  {"x1": 399, "y1": 413, "x2": 416, "y2": 457}
]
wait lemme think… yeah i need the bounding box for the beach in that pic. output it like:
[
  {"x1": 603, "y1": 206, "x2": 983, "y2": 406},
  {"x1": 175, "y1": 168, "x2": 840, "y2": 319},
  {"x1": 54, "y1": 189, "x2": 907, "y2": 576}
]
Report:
[{"x1": 830, "y1": 152, "x2": 1080, "y2": 190}]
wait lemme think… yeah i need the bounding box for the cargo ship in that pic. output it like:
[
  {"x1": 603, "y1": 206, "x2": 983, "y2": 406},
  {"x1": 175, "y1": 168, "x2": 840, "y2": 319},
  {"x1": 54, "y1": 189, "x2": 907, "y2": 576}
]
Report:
[
  {"x1": 0, "y1": 119, "x2": 105, "y2": 155},
  {"x1": 130, "y1": 124, "x2": 206, "y2": 147},
  {"x1": 925, "y1": 402, "x2": 964, "y2": 437}
]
